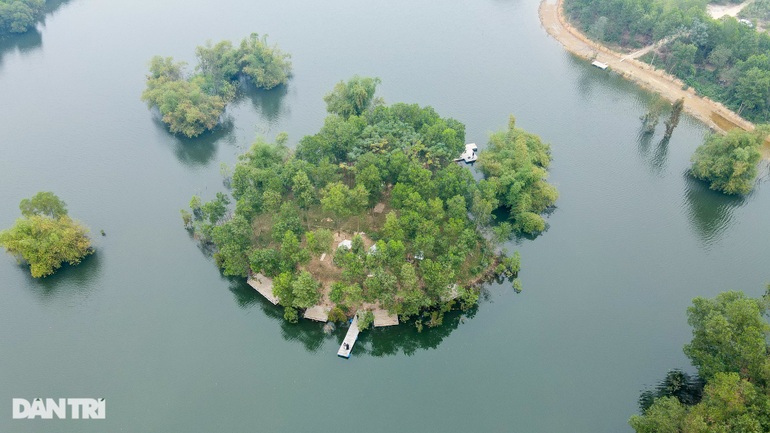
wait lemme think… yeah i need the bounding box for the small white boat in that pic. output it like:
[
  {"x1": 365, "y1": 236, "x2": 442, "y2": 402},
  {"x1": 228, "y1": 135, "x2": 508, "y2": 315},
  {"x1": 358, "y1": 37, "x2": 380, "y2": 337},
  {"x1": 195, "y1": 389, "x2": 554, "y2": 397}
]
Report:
[{"x1": 454, "y1": 143, "x2": 478, "y2": 163}]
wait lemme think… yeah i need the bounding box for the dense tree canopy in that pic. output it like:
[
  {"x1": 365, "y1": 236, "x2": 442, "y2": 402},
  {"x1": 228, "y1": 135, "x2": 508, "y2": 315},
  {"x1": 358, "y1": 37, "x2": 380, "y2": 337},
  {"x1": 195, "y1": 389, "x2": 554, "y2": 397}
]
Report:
[
  {"x1": 629, "y1": 290, "x2": 770, "y2": 432},
  {"x1": 323, "y1": 76, "x2": 382, "y2": 118},
  {"x1": 476, "y1": 116, "x2": 559, "y2": 234},
  {"x1": 0, "y1": 0, "x2": 44, "y2": 34},
  {"x1": 184, "y1": 78, "x2": 554, "y2": 325},
  {"x1": 142, "y1": 34, "x2": 291, "y2": 138},
  {"x1": 0, "y1": 192, "x2": 93, "y2": 278},
  {"x1": 690, "y1": 128, "x2": 765, "y2": 195}
]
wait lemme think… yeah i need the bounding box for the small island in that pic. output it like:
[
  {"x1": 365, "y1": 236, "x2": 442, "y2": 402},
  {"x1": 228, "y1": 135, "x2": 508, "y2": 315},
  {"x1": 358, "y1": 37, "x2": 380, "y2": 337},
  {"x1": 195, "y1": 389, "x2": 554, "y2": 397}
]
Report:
[
  {"x1": 183, "y1": 77, "x2": 558, "y2": 329},
  {"x1": 142, "y1": 33, "x2": 291, "y2": 138},
  {"x1": 0, "y1": 192, "x2": 93, "y2": 277}
]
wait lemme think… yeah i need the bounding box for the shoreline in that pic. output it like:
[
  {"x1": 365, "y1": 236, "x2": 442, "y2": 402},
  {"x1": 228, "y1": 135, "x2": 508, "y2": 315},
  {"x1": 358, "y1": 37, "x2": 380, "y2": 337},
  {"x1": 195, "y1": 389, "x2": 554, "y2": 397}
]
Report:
[{"x1": 538, "y1": 0, "x2": 758, "y2": 136}]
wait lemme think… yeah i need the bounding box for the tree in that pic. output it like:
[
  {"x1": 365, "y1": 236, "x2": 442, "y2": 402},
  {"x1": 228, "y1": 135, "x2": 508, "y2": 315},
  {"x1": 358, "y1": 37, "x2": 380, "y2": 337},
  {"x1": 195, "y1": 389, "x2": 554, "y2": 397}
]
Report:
[
  {"x1": 323, "y1": 76, "x2": 381, "y2": 118},
  {"x1": 629, "y1": 290, "x2": 770, "y2": 432},
  {"x1": 0, "y1": 0, "x2": 44, "y2": 34},
  {"x1": 663, "y1": 98, "x2": 684, "y2": 140},
  {"x1": 19, "y1": 191, "x2": 68, "y2": 218},
  {"x1": 690, "y1": 128, "x2": 764, "y2": 195},
  {"x1": 476, "y1": 116, "x2": 557, "y2": 235},
  {"x1": 684, "y1": 291, "x2": 770, "y2": 382},
  {"x1": 291, "y1": 270, "x2": 321, "y2": 309},
  {"x1": 0, "y1": 193, "x2": 92, "y2": 278},
  {"x1": 141, "y1": 57, "x2": 228, "y2": 138},
  {"x1": 238, "y1": 33, "x2": 292, "y2": 90}
]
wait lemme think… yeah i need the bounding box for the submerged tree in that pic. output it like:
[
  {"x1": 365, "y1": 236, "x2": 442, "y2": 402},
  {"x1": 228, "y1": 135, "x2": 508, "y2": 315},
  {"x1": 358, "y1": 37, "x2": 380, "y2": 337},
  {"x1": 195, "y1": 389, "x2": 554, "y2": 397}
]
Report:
[
  {"x1": 143, "y1": 34, "x2": 292, "y2": 137},
  {"x1": 690, "y1": 127, "x2": 766, "y2": 195},
  {"x1": 323, "y1": 75, "x2": 382, "y2": 118},
  {"x1": 476, "y1": 116, "x2": 559, "y2": 235},
  {"x1": 663, "y1": 98, "x2": 684, "y2": 140},
  {"x1": 629, "y1": 289, "x2": 770, "y2": 433},
  {"x1": 0, "y1": 192, "x2": 93, "y2": 278}
]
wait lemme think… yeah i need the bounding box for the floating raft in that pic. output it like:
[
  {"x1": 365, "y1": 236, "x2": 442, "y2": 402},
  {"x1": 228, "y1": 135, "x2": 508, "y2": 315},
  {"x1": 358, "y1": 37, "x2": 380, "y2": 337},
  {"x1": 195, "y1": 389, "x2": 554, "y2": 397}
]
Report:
[
  {"x1": 304, "y1": 305, "x2": 330, "y2": 322},
  {"x1": 247, "y1": 273, "x2": 278, "y2": 305},
  {"x1": 592, "y1": 60, "x2": 609, "y2": 70},
  {"x1": 337, "y1": 315, "x2": 360, "y2": 358}
]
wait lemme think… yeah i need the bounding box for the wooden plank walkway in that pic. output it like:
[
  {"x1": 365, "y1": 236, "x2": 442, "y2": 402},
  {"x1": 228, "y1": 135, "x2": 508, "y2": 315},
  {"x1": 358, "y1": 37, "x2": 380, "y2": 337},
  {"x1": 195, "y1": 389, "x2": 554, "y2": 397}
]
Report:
[
  {"x1": 303, "y1": 305, "x2": 330, "y2": 322},
  {"x1": 337, "y1": 315, "x2": 360, "y2": 358},
  {"x1": 372, "y1": 308, "x2": 398, "y2": 327},
  {"x1": 247, "y1": 273, "x2": 279, "y2": 305}
]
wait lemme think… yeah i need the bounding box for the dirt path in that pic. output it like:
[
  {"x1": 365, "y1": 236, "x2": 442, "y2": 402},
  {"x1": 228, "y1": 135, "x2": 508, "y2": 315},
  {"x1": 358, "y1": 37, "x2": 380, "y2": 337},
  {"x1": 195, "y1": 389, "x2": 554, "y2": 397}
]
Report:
[
  {"x1": 707, "y1": 0, "x2": 754, "y2": 19},
  {"x1": 539, "y1": 0, "x2": 756, "y2": 136}
]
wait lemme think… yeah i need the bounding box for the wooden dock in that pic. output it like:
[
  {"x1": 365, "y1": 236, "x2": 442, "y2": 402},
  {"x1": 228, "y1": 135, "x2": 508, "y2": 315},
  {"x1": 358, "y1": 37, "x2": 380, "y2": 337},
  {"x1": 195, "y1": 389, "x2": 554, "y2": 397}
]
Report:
[
  {"x1": 303, "y1": 305, "x2": 330, "y2": 322},
  {"x1": 372, "y1": 308, "x2": 398, "y2": 327},
  {"x1": 247, "y1": 273, "x2": 279, "y2": 305},
  {"x1": 337, "y1": 315, "x2": 360, "y2": 358}
]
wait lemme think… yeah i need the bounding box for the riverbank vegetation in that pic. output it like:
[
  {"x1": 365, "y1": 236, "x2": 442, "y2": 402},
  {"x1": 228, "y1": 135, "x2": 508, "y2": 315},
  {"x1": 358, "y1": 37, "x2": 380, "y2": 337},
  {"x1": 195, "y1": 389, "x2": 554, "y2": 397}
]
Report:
[
  {"x1": 565, "y1": 0, "x2": 770, "y2": 123},
  {"x1": 690, "y1": 127, "x2": 767, "y2": 195},
  {"x1": 183, "y1": 77, "x2": 558, "y2": 325},
  {"x1": 629, "y1": 289, "x2": 770, "y2": 432},
  {"x1": 142, "y1": 33, "x2": 291, "y2": 138},
  {"x1": 0, "y1": 0, "x2": 44, "y2": 35},
  {"x1": 0, "y1": 192, "x2": 93, "y2": 277}
]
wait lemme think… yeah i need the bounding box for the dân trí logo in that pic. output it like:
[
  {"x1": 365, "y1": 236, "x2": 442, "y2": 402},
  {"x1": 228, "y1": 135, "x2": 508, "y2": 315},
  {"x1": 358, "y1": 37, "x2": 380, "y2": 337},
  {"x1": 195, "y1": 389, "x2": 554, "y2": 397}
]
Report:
[{"x1": 12, "y1": 398, "x2": 105, "y2": 420}]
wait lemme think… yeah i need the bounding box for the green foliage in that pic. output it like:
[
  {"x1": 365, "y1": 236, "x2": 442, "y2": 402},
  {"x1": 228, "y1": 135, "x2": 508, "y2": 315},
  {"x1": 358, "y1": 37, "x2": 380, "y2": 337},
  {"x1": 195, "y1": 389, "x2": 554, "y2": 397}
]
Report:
[
  {"x1": 684, "y1": 291, "x2": 770, "y2": 382},
  {"x1": 143, "y1": 34, "x2": 291, "y2": 137},
  {"x1": 0, "y1": 193, "x2": 92, "y2": 278},
  {"x1": 477, "y1": 116, "x2": 558, "y2": 234},
  {"x1": 283, "y1": 306, "x2": 299, "y2": 323},
  {"x1": 306, "y1": 228, "x2": 333, "y2": 255},
  {"x1": 324, "y1": 76, "x2": 381, "y2": 118},
  {"x1": 291, "y1": 270, "x2": 321, "y2": 309},
  {"x1": 357, "y1": 310, "x2": 375, "y2": 331},
  {"x1": 141, "y1": 57, "x2": 228, "y2": 138},
  {"x1": 238, "y1": 33, "x2": 292, "y2": 90},
  {"x1": 186, "y1": 81, "x2": 556, "y2": 323},
  {"x1": 690, "y1": 128, "x2": 764, "y2": 195},
  {"x1": 629, "y1": 290, "x2": 770, "y2": 432},
  {"x1": 0, "y1": 0, "x2": 44, "y2": 34},
  {"x1": 328, "y1": 306, "x2": 347, "y2": 323},
  {"x1": 19, "y1": 191, "x2": 67, "y2": 218}
]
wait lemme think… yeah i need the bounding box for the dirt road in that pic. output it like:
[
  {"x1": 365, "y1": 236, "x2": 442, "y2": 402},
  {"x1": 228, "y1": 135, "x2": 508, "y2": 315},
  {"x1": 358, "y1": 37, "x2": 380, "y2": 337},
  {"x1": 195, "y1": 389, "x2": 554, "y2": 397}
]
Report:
[{"x1": 539, "y1": 0, "x2": 755, "y2": 135}]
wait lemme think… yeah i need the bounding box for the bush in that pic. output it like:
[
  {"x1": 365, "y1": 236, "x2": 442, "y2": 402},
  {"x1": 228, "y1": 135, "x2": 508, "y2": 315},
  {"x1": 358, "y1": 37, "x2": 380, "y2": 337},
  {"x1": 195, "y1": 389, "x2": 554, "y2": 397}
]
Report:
[{"x1": 690, "y1": 129, "x2": 764, "y2": 195}]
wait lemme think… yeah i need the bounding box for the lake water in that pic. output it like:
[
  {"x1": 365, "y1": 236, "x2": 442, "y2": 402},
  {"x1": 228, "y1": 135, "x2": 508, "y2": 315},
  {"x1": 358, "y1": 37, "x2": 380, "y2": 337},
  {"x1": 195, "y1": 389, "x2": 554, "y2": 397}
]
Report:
[{"x1": 2, "y1": 0, "x2": 769, "y2": 431}]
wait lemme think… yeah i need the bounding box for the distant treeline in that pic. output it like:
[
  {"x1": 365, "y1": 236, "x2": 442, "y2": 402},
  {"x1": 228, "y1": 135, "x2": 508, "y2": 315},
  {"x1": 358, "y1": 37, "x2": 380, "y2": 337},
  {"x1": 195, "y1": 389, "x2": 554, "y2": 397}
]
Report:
[{"x1": 565, "y1": 0, "x2": 770, "y2": 122}]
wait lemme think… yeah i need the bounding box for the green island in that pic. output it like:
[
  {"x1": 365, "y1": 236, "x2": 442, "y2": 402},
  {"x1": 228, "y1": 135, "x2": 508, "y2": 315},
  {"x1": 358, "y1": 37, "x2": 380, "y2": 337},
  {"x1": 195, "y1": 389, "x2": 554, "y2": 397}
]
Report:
[
  {"x1": 142, "y1": 33, "x2": 291, "y2": 138},
  {"x1": 629, "y1": 289, "x2": 770, "y2": 432},
  {"x1": 183, "y1": 76, "x2": 558, "y2": 327},
  {"x1": 0, "y1": 191, "x2": 93, "y2": 278},
  {"x1": 0, "y1": 0, "x2": 44, "y2": 35}
]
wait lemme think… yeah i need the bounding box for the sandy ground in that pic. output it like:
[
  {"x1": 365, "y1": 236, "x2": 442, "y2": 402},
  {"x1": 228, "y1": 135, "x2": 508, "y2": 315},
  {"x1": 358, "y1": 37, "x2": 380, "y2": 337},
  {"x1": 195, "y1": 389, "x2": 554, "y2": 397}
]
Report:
[
  {"x1": 539, "y1": 0, "x2": 757, "y2": 137},
  {"x1": 707, "y1": 0, "x2": 753, "y2": 19}
]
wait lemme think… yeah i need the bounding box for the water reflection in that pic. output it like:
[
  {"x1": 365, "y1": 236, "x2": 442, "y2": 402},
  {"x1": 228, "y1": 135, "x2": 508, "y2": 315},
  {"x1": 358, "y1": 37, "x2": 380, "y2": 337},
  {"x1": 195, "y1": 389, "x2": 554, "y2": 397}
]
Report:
[
  {"x1": 637, "y1": 369, "x2": 704, "y2": 413},
  {"x1": 235, "y1": 81, "x2": 290, "y2": 126},
  {"x1": 153, "y1": 117, "x2": 235, "y2": 167},
  {"x1": 20, "y1": 252, "x2": 102, "y2": 302},
  {"x1": 227, "y1": 278, "x2": 488, "y2": 356},
  {"x1": 635, "y1": 129, "x2": 669, "y2": 175},
  {"x1": 682, "y1": 175, "x2": 747, "y2": 247},
  {"x1": 0, "y1": 29, "x2": 42, "y2": 66}
]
